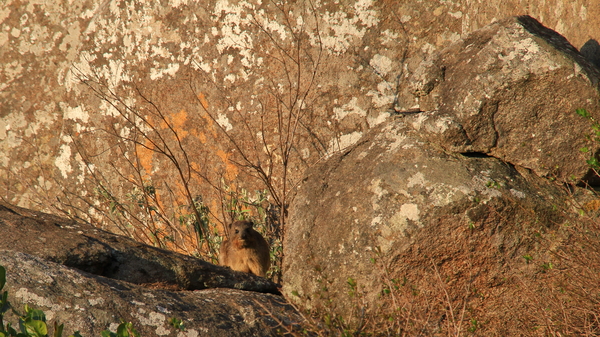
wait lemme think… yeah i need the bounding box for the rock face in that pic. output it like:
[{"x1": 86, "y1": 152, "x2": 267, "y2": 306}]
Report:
[
  {"x1": 283, "y1": 115, "x2": 570, "y2": 327},
  {"x1": 1, "y1": 0, "x2": 599, "y2": 240},
  {"x1": 397, "y1": 16, "x2": 600, "y2": 183},
  {"x1": 1, "y1": 251, "x2": 303, "y2": 337},
  {"x1": 282, "y1": 16, "x2": 598, "y2": 334}
]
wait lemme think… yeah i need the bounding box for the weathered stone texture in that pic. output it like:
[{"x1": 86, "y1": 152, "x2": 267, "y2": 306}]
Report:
[
  {"x1": 282, "y1": 15, "x2": 600, "y2": 333},
  {"x1": 0, "y1": 201, "x2": 302, "y2": 335},
  {"x1": 2, "y1": 1, "x2": 600, "y2": 334},
  {"x1": 283, "y1": 114, "x2": 570, "y2": 318},
  {"x1": 1, "y1": 250, "x2": 302, "y2": 336},
  {"x1": 398, "y1": 16, "x2": 600, "y2": 182},
  {"x1": 1, "y1": 0, "x2": 599, "y2": 228}
]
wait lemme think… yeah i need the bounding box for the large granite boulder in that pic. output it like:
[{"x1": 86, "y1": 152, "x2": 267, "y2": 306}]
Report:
[
  {"x1": 282, "y1": 16, "x2": 599, "y2": 335},
  {"x1": 397, "y1": 16, "x2": 600, "y2": 183}
]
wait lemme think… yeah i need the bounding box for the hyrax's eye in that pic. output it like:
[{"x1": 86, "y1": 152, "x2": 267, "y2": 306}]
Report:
[{"x1": 235, "y1": 229, "x2": 239, "y2": 234}]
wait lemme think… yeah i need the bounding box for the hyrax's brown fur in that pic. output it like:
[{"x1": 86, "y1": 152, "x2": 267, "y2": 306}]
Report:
[{"x1": 219, "y1": 220, "x2": 270, "y2": 277}]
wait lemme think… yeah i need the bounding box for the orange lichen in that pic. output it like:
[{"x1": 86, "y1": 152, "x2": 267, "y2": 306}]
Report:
[
  {"x1": 196, "y1": 92, "x2": 218, "y2": 139},
  {"x1": 216, "y1": 149, "x2": 239, "y2": 182},
  {"x1": 583, "y1": 199, "x2": 600, "y2": 212},
  {"x1": 136, "y1": 140, "x2": 155, "y2": 178},
  {"x1": 160, "y1": 109, "x2": 189, "y2": 139},
  {"x1": 197, "y1": 92, "x2": 209, "y2": 110},
  {"x1": 197, "y1": 131, "x2": 208, "y2": 144}
]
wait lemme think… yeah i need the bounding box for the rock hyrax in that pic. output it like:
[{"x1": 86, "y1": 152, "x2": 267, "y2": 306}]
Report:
[{"x1": 219, "y1": 220, "x2": 270, "y2": 277}]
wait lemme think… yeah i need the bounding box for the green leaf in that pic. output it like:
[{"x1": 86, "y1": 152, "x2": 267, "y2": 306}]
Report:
[
  {"x1": 587, "y1": 157, "x2": 600, "y2": 168},
  {"x1": 576, "y1": 108, "x2": 591, "y2": 118},
  {"x1": 542, "y1": 262, "x2": 554, "y2": 270},
  {"x1": 1, "y1": 290, "x2": 9, "y2": 312},
  {"x1": 169, "y1": 318, "x2": 185, "y2": 331},
  {"x1": 113, "y1": 322, "x2": 139, "y2": 337},
  {"x1": 468, "y1": 318, "x2": 479, "y2": 332},
  {"x1": 24, "y1": 308, "x2": 46, "y2": 322},
  {"x1": 53, "y1": 322, "x2": 63, "y2": 337},
  {"x1": 323, "y1": 314, "x2": 331, "y2": 327},
  {"x1": 69, "y1": 332, "x2": 83, "y2": 337},
  {"x1": 5, "y1": 323, "x2": 18, "y2": 336},
  {"x1": 116, "y1": 323, "x2": 129, "y2": 337},
  {"x1": 128, "y1": 324, "x2": 140, "y2": 337},
  {"x1": 22, "y1": 318, "x2": 48, "y2": 337},
  {"x1": 346, "y1": 278, "x2": 357, "y2": 289},
  {"x1": 0, "y1": 266, "x2": 5, "y2": 291}
]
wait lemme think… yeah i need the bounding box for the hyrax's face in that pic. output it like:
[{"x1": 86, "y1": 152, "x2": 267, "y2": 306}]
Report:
[{"x1": 230, "y1": 220, "x2": 253, "y2": 247}]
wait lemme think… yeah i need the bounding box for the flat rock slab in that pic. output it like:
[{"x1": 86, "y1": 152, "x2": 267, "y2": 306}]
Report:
[{"x1": 0, "y1": 250, "x2": 304, "y2": 336}]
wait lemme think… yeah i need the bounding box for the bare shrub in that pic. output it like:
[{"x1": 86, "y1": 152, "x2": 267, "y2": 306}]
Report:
[{"x1": 44, "y1": 3, "x2": 328, "y2": 284}]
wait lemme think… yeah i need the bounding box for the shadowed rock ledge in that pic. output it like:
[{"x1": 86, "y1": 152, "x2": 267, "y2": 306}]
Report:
[
  {"x1": 0, "y1": 250, "x2": 303, "y2": 336},
  {"x1": 0, "y1": 201, "x2": 305, "y2": 336}
]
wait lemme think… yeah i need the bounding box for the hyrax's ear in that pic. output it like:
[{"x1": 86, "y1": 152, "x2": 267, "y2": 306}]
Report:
[{"x1": 248, "y1": 220, "x2": 255, "y2": 228}]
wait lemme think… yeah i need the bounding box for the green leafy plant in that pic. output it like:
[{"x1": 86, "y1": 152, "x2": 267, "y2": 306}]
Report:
[
  {"x1": 168, "y1": 318, "x2": 184, "y2": 331},
  {"x1": 485, "y1": 179, "x2": 503, "y2": 189},
  {"x1": 576, "y1": 108, "x2": 592, "y2": 119},
  {"x1": 467, "y1": 318, "x2": 479, "y2": 332},
  {"x1": 577, "y1": 108, "x2": 600, "y2": 171},
  {"x1": 100, "y1": 322, "x2": 139, "y2": 337},
  {"x1": 346, "y1": 278, "x2": 357, "y2": 298},
  {"x1": 541, "y1": 262, "x2": 553, "y2": 271}
]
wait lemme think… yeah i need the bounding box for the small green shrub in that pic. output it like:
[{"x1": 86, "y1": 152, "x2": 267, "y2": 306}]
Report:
[
  {"x1": 577, "y1": 108, "x2": 600, "y2": 171},
  {"x1": 168, "y1": 317, "x2": 185, "y2": 331}
]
